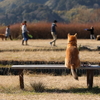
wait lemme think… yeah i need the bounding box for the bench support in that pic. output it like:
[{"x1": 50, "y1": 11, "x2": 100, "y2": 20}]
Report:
[
  {"x1": 11, "y1": 64, "x2": 100, "y2": 89},
  {"x1": 19, "y1": 69, "x2": 24, "y2": 89},
  {"x1": 18, "y1": 69, "x2": 94, "y2": 89},
  {"x1": 87, "y1": 70, "x2": 94, "y2": 88}
]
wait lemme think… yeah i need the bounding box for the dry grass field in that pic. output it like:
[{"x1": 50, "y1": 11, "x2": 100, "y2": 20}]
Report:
[
  {"x1": 0, "y1": 39, "x2": 100, "y2": 63},
  {"x1": 0, "y1": 75, "x2": 100, "y2": 100},
  {"x1": 0, "y1": 39, "x2": 100, "y2": 100}
]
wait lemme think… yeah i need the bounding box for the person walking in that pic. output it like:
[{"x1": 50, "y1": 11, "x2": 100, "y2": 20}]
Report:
[
  {"x1": 5, "y1": 25, "x2": 12, "y2": 40},
  {"x1": 21, "y1": 21, "x2": 29, "y2": 45},
  {"x1": 50, "y1": 20, "x2": 57, "y2": 46},
  {"x1": 85, "y1": 26, "x2": 95, "y2": 39}
]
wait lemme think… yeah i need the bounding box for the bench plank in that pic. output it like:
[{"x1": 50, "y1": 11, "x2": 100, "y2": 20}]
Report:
[{"x1": 12, "y1": 64, "x2": 100, "y2": 70}]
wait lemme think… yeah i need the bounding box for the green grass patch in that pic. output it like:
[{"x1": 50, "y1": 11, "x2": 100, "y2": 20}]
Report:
[
  {"x1": 68, "y1": 86, "x2": 100, "y2": 95},
  {"x1": 0, "y1": 64, "x2": 11, "y2": 68},
  {"x1": 44, "y1": 86, "x2": 100, "y2": 95}
]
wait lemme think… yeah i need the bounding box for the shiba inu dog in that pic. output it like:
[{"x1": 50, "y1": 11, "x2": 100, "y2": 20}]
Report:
[
  {"x1": 0, "y1": 34, "x2": 6, "y2": 40},
  {"x1": 65, "y1": 33, "x2": 80, "y2": 80}
]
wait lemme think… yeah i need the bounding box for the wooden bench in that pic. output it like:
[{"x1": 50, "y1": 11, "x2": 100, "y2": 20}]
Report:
[{"x1": 11, "y1": 64, "x2": 100, "y2": 89}]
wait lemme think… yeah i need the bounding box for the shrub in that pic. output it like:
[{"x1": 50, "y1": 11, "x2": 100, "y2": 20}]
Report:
[
  {"x1": 0, "y1": 22, "x2": 100, "y2": 39},
  {"x1": 30, "y1": 81, "x2": 45, "y2": 92}
]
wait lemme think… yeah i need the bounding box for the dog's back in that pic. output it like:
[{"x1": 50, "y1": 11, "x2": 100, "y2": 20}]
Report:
[
  {"x1": 65, "y1": 45, "x2": 80, "y2": 68},
  {"x1": 0, "y1": 34, "x2": 5, "y2": 40},
  {"x1": 65, "y1": 33, "x2": 80, "y2": 80}
]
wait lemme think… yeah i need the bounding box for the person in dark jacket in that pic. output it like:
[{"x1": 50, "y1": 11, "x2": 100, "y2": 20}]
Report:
[
  {"x1": 85, "y1": 26, "x2": 95, "y2": 39},
  {"x1": 50, "y1": 20, "x2": 57, "y2": 46}
]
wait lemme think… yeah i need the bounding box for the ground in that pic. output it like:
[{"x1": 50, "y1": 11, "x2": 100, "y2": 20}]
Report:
[
  {"x1": 0, "y1": 39, "x2": 100, "y2": 63},
  {"x1": 0, "y1": 75, "x2": 100, "y2": 100},
  {"x1": 0, "y1": 39, "x2": 100, "y2": 100}
]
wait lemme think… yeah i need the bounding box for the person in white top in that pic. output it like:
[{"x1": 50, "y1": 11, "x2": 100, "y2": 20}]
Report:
[
  {"x1": 21, "y1": 21, "x2": 29, "y2": 45},
  {"x1": 5, "y1": 25, "x2": 12, "y2": 40}
]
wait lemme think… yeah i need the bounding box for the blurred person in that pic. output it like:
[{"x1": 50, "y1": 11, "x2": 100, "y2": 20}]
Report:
[
  {"x1": 5, "y1": 25, "x2": 12, "y2": 40},
  {"x1": 50, "y1": 20, "x2": 57, "y2": 46},
  {"x1": 85, "y1": 26, "x2": 95, "y2": 39},
  {"x1": 21, "y1": 21, "x2": 29, "y2": 45}
]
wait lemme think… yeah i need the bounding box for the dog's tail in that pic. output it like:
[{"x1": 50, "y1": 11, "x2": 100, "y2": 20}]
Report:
[{"x1": 71, "y1": 65, "x2": 78, "y2": 80}]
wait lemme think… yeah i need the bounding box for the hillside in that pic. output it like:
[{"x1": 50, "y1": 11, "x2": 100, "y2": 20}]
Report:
[
  {"x1": 8, "y1": 3, "x2": 63, "y2": 23},
  {"x1": 0, "y1": 0, "x2": 100, "y2": 25},
  {"x1": 0, "y1": 0, "x2": 48, "y2": 12},
  {"x1": 45, "y1": 0, "x2": 100, "y2": 10},
  {"x1": 45, "y1": 0, "x2": 100, "y2": 23},
  {"x1": 0, "y1": 0, "x2": 63, "y2": 25}
]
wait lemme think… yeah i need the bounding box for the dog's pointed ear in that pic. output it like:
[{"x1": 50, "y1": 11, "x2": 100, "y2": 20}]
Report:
[{"x1": 74, "y1": 33, "x2": 77, "y2": 36}]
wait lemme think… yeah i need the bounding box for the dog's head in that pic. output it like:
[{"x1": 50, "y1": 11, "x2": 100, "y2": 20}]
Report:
[{"x1": 67, "y1": 33, "x2": 77, "y2": 44}]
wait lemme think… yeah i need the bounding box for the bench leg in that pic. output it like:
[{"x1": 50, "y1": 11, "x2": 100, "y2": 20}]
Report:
[
  {"x1": 19, "y1": 69, "x2": 24, "y2": 89},
  {"x1": 87, "y1": 70, "x2": 94, "y2": 88}
]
